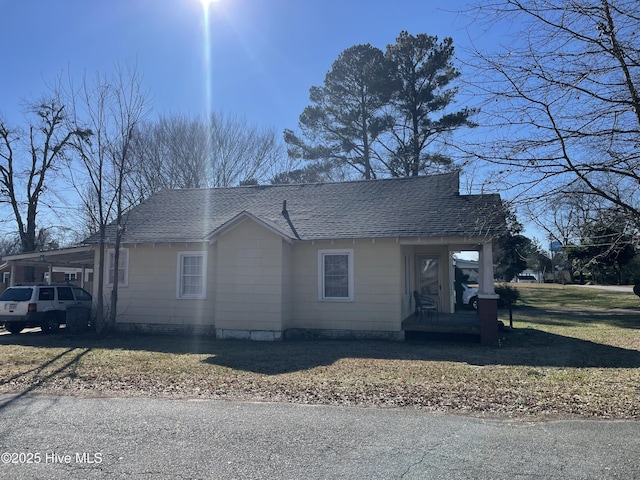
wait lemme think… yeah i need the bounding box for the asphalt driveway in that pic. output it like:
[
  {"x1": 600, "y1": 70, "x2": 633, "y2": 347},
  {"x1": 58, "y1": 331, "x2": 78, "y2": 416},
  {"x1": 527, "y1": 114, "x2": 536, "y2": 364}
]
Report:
[{"x1": 0, "y1": 394, "x2": 638, "y2": 479}]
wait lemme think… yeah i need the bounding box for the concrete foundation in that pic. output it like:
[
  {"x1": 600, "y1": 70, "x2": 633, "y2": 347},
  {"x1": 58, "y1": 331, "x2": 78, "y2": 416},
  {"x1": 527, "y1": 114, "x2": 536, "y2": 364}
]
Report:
[
  {"x1": 113, "y1": 324, "x2": 404, "y2": 342},
  {"x1": 216, "y1": 329, "x2": 283, "y2": 341},
  {"x1": 114, "y1": 323, "x2": 217, "y2": 336}
]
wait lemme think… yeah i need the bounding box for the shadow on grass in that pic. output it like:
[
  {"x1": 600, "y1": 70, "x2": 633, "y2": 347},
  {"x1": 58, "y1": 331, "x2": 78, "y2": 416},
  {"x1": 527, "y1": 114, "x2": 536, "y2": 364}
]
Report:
[
  {"x1": 200, "y1": 329, "x2": 640, "y2": 373},
  {"x1": 1, "y1": 323, "x2": 639, "y2": 376},
  {"x1": 0, "y1": 346, "x2": 90, "y2": 411},
  {"x1": 0, "y1": 328, "x2": 213, "y2": 354},
  {"x1": 503, "y1": 304, "x2": 640, "y2": 329}
]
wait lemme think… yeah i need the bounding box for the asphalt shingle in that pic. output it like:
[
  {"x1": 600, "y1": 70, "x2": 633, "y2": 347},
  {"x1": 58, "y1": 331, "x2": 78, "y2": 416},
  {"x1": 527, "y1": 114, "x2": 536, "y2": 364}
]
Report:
[{"x1": 86, "y1": 172, "x2": 505, "y2": 244}]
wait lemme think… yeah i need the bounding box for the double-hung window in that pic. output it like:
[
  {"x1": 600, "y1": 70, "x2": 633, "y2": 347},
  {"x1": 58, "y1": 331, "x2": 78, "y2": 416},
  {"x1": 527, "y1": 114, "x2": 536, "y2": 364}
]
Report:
[
  {"x1": 107, "y1": 248, "x2": 129, "y2": 287},
  {"x1": 318, "y1": 249, "x2": 354, "y2": 301},
  {"x1": 177, "y1": 252, "x2": 207, "y2": 299}
]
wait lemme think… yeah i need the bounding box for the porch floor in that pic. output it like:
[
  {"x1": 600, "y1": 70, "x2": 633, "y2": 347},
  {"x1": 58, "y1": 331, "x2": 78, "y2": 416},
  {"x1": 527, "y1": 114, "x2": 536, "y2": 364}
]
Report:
[{"x1": 402, "y1": 309, "x2": 480, "y2": 335}]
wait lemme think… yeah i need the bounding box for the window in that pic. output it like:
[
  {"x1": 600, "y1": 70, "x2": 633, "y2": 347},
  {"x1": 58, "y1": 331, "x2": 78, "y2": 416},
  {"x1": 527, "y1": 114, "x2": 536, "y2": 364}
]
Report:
[
  {"x1": 107, "y1": 248, "x2": 129, "y2": 287},
  {"x1": 72, "y1": 287, "x2": 92, "y2": 301},
  {"x1": 0, "y1": 287, "x2": 33, "y2": 302},
  {"x1": 177, "y1": 252, "x2": 207, "y2": 299},
  {"x1": 318, "y1": 249, "x2": 354, "y2": 301},
  {"x1": 57, "y1": 287, "x2": 74, "y2": 301},
  {"x1": 38, "y1": 287, "x2": 55, "y2": 301}
]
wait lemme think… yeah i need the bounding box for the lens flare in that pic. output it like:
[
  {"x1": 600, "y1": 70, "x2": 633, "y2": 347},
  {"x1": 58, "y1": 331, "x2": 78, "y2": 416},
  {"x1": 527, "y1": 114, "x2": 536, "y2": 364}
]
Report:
[{"x1": 197, "y1": 0, "x2": 217, "y2": 330}]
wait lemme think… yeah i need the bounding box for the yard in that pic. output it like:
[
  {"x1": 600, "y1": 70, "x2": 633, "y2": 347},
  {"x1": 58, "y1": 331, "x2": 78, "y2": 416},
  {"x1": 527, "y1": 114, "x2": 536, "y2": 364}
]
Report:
[{"x1": 1, "y1": 284, "x2": 639, "y2": 419}]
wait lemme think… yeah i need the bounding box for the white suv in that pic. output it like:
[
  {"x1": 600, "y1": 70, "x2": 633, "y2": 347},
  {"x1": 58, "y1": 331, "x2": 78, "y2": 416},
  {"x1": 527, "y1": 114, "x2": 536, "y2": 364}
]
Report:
[
  {"x1": 0, "y1": 285, "x2": 92, "y2": 334},
  {"x1": 461, "y1": 283, "x2": 479, "y2": 310}
]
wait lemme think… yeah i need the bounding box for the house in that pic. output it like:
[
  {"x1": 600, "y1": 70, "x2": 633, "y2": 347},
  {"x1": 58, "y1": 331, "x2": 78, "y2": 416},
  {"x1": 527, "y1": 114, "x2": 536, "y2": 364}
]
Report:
[
  {"x1": 0, "y1": 262, "x2": 50, "y2": 289},
  {"x1": 89, "y1": 171, "x2": 505, "y2": 342},
  {"x1": 0, "y1": 248, "x2": 94, "y2": 294},
  {"x1": 2, "y1": 172, "x2": 506, "y2": 343},
  {"x1": 515, "y1": 270, "x2": 542, "y2": 283}
]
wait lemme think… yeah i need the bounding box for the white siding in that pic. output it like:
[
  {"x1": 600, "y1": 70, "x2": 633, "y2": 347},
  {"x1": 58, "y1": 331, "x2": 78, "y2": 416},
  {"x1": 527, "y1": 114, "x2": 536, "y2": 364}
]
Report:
[
  {"x1": 95, "y1": 232, "x2": 455, "y2": 335},
  {"x1": 290, "y1": 239, "x2": 403, "y2": 332},
  {"x1": 95, "y1": 243, "x2": 216, "y2": 326},
  {"x1": 281, "y1": 241, "x2": 293, "y2": 329},
  {"x1": 214, "y1": 219, "x2": 286, "y2": 331}
]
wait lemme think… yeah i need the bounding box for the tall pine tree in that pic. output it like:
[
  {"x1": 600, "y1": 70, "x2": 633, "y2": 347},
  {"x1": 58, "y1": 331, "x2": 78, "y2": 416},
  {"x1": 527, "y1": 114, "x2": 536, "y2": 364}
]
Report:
[
  {"x1": 284, "y1": 44, "x2": 398, "y2": 179},
  {"x1": 384, "y1": 31, "x2": 476, "y2": 176}
]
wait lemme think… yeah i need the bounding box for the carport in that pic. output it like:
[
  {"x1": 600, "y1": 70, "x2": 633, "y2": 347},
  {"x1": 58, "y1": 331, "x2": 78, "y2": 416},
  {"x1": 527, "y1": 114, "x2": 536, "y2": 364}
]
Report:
[{"x1": 1, "y1": 246, "x2": 95, "y2": 290}]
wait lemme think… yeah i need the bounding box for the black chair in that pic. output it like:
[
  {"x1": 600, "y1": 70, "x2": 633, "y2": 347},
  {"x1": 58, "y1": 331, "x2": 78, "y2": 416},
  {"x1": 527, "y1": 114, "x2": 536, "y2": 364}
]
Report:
[{"x1": 413, "y1": 290, "x2": 439, "y2": 322}]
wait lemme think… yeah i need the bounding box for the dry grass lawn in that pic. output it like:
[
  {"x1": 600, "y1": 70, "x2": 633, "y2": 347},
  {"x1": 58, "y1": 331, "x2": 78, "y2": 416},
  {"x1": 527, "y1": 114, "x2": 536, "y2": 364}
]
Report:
[{"x1": 1, "y1": 283, "x2": 639, "y2": 419}]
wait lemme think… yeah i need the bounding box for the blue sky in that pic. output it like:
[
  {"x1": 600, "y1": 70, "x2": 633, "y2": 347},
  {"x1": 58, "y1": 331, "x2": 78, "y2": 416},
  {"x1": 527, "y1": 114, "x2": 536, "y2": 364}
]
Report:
[
  {"x1": 1, "y1": 0, "x2": 497, "y2": 135},
  {"x1": 2, "y1": 0, "x2": 537, "y2": 248}
]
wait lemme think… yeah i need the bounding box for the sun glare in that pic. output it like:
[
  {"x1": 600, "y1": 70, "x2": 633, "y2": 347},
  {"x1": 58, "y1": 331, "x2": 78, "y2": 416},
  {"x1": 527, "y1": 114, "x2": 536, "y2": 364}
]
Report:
[{"x1": 197, "y1": 0, "x2": 215, "y2": 325}]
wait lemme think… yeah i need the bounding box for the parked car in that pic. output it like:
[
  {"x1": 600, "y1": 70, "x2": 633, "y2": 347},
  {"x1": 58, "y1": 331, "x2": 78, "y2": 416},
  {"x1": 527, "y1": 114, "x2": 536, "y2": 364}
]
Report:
[
  {"x1": 461, "y1": 283, "x2": 479, "y2": 310},
  {"x1": 0, "y1": 285, "x2": 92, "y2": 334}
]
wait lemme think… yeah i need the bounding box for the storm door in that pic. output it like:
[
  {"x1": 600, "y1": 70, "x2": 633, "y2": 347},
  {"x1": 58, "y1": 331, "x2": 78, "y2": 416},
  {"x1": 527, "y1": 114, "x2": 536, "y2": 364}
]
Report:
[{"x1": 417, "y1": 255, "x2": 441, "y2": 310}]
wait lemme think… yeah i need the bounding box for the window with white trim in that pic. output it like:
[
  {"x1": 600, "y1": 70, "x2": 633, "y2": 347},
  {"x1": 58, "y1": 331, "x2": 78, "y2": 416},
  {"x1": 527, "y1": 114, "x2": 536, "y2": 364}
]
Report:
[
  {"x1": 177, "y1": 252, "x2": 207, "y2": 299},
  {"x1": 318, "y1": 249, "x2": 354, "y2": 301},
  {"x1": 107, "y1": 248, "x2": 129, "y2": 287}
]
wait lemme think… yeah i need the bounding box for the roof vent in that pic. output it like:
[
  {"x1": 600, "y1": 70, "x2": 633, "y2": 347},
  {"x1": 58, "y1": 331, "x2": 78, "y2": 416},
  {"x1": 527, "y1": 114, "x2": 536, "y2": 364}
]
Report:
[{"x1": 282, "y1": 200, "x2": 288, "y2": 216}]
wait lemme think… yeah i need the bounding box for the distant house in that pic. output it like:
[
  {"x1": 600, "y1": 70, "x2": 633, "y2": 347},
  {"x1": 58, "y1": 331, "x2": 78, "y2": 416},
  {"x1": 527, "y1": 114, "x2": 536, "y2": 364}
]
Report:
[
  {"x1": 515, "y1": 270, "x2": 542, "y2": 283},
  {"x1": 0, "y1": 262, "x2": 48, "y2": 288},
  {"x1": 0, "y1": 254, "x2": 93, "y2": 293},
  {"x1": 2, "y1": 172, "x2": 506, "y2": 343}
]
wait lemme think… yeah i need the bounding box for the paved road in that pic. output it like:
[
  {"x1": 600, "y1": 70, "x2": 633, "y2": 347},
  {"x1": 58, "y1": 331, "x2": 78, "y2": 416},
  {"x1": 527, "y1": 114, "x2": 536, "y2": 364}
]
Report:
[
  {"x1": 0, "y1": 395, "x2": 638, "y2": 479},
  {"x1": 573, "y1": 284, "x2": 635, "y2": 293}
]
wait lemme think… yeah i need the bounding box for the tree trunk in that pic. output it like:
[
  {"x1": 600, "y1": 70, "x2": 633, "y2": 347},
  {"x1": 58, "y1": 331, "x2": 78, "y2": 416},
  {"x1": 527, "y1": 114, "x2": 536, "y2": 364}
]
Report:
[
  {"x1": 95, "y1": 235, "x2": 106, "y2": 334},
  {"x1": 509, "y1": 304, "x2": 513, "y2": 329},
  {"x1": 108, "y1": 234, "x2": 121, "y2": 329}
]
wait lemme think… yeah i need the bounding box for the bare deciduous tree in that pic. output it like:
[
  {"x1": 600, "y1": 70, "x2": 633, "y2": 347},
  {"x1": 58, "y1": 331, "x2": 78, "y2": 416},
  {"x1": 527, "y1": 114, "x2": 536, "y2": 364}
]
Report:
[
  {"x1": 66, "y1": 65, "x2": 149, "y2": 332},
  {"x1": 466, "y1": 0, "x2": 640, "y2": 233},
  {"x1": 0, "y1": 99, "x2": 88, "y2": 254},
  {"x1": 127, "y1": 112, "x2": 286, "y2": 204}
]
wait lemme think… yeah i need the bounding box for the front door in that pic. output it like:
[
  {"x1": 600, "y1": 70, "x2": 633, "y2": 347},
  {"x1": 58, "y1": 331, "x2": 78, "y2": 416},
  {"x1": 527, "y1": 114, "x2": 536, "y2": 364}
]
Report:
[{"x1": 417, "y1": 255, "x2": 441, "y2": 310}]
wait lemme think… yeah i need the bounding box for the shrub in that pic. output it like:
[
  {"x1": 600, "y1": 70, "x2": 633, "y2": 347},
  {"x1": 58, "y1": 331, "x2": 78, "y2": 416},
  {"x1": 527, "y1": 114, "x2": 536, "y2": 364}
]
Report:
[
  {"x1": 495, "y1": 284, "x2": 521, "y2": 306},
  {"x1": 495, "y1": 285, "x2": 520, "y2": 329}
]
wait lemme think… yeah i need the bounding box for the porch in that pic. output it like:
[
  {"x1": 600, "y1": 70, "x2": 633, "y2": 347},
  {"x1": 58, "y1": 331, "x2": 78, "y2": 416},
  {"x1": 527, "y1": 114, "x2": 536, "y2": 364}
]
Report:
[
  {"x1": 400, "y1": 238, "x2": 500, "y2": 344},
  {"x1": 401, "y1": 310, "x2": 480, "y2": 336}
]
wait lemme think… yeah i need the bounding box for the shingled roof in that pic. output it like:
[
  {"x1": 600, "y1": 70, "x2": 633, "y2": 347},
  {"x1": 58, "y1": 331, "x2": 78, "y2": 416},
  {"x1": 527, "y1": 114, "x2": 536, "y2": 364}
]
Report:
[{"x1": 87, "y1": 172, "x2": 505, "y2": 244}]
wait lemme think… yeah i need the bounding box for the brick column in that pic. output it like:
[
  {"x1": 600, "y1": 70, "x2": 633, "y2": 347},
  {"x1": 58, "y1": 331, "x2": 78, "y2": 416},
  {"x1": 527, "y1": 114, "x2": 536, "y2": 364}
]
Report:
[
  {"x1": 478, "y1": 294, "x2": 499, "y2": 346},
  {"x1": 478, "y1": 241, "x2": 499, "y2": 346}
]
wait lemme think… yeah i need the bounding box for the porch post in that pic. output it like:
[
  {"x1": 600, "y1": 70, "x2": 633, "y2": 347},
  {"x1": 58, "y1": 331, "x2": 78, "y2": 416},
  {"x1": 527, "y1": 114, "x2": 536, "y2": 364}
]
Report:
[{"x1": 478, "y1": 241, "x2": 499, "y2": 346}]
